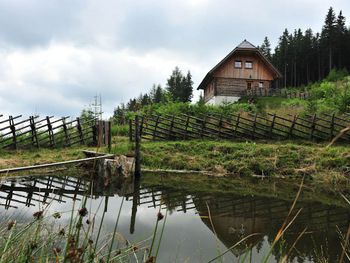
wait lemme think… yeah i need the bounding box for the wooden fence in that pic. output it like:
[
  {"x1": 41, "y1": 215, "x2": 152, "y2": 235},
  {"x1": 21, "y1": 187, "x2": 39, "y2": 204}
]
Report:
[
  {"x1": 129, "y1": 112, "x2": 350, "y2": 143},
  {"x1": 0, "y1": 115, "x2": 110, "y2": 150},
  {"x1": 242, "y1": 88, "x2": 310, "y2": 99}
]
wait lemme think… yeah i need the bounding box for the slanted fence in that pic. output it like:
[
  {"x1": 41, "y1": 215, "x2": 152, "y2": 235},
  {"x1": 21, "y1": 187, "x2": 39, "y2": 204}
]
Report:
[
  {"x1": 241, "y1": 88, "x2": 310, "y2": 99},
  {"x1": 129, "y1": 112, "x2": 350, "y2": 143},
  {"x1": 0, "y1": 115, "x2": 111, "y2": 150}
]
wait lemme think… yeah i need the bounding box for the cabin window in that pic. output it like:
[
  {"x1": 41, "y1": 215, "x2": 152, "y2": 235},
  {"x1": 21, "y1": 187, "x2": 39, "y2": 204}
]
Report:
[
  {"x1": 258, "y1": 82, "x2": 263, "y2": 88},
  {"x1": 245, "y1": 61, "x2": 253, "y2": 69},
  {"x1": 234, "y1": 60, "x2": 242, "y2": 68}
]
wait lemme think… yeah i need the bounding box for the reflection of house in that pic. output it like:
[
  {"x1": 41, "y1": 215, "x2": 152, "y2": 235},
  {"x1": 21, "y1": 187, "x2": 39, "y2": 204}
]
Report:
[
  {"x1": 198, "y1": 40, "x2": 282, "y2": 105},
  {"x1": 193, "y1": 195, "x2": 350, "y2": 261}
]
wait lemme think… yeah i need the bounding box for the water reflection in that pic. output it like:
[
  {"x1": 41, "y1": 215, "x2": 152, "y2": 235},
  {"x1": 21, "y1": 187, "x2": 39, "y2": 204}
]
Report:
[{"x1": 0, "y1": 174, "x2": 349, "y2": 262}]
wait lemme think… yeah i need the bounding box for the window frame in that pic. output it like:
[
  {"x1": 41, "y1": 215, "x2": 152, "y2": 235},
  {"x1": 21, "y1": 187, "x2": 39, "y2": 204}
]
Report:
[
  {"x1": 234, "y1": 60, "x2": 242, "y2": 69},
  {"x1": 244, "y1": 61, "x2": 253, "y2": 69}
]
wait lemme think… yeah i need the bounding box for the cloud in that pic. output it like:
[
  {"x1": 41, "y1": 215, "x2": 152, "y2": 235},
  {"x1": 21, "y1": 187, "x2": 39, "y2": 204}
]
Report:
[
  {"x1": 0, "y1": 42, "x2": 204, "y2": 117},
  {"x1": 0, "y1": 0, "x2": 349, "y2": 117}
]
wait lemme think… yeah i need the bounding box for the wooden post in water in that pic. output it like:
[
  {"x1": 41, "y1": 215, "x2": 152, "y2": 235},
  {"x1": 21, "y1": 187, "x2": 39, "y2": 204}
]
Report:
[
  {"x1": 134, "y1": 115, "x2": 141, "y2": 178},
  {"x1": 130, "y1": 178, "x2": 140, "y2": 234}
]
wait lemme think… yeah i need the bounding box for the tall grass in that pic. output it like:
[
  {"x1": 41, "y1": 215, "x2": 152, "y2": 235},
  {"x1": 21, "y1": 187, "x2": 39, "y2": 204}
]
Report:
[{"x1": 0, "y1": 183, "x2": 166, "y2": 263}]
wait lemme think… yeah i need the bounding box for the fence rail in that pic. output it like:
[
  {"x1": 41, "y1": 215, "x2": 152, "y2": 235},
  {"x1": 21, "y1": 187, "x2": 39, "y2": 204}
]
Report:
[
  {"x1": 0, "y1": 115, "x2": 111, "y2": 150},
  {"x1": 129, "y1": 112, "x2": 350, "y2": 143},
  {"x1": 240, "y1": 88, "x2": 310, "y2": 99}
]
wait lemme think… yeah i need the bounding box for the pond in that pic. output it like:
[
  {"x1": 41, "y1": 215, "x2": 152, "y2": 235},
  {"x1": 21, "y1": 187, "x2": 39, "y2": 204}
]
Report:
[{"x1": 0, "y1": 173, "x2": 349, "y2": 262}]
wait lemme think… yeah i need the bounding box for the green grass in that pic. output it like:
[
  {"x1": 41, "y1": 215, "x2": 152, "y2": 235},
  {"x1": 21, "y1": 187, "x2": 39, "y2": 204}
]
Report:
[
  {"x1": 133, "y1": 140, "x2": 349, "y2": 180},
  {"x1": 111, "y1": 124, "x2": 129, "y2": 137},
  {"x1": 1, "y1": 136, "x2": 349, "y2": 191}
]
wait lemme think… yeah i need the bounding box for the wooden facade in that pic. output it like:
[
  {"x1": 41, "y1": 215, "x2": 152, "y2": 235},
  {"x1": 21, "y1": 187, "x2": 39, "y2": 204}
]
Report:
[{"x1": 198, "y1": 40, "x2": 282, "y2": 104}]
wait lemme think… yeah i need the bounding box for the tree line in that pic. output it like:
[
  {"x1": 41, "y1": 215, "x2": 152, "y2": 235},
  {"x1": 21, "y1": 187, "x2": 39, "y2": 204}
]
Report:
[
  {"x1": 260, "y1": 7, "x2": 350, "y2": 88},
  {"x1": 113, "y1": 67, "x2": 193, "y2": 124}
]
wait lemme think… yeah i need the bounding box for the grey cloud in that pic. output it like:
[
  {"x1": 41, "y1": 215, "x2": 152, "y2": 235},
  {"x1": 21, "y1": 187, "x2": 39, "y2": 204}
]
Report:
[
  {"x1": 0, "y1": 0, "x2": 83, "y2": 47},
  {"x1": 0, "y1": 0, "x2": 350, "y2": 118}
]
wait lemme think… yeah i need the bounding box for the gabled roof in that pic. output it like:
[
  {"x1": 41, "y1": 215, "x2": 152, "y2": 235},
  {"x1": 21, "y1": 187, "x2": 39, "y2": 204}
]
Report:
[
  {"x1": 197, "y1": 40, "x2": 282, "y2": 90},
  {"x1": 237, "y1": 39, "x2": 256, "y2": 49}
]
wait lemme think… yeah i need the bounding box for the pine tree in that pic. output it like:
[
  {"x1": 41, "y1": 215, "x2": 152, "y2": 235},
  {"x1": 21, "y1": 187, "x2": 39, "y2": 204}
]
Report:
[
  {"x1": 166, "y1": 67, "x2": 184, "y2": 101},
  {"x1": 321, "y1": 7, "x2": 337, "y2": 73},
  {"x1": 183, "y1": 71, "x2": 193, "y2": 102},
  {"x1": 166, "y1": 67, "x2": 193, "y2": 102},
  {"x1": 153, "y1": 84, "x2": 164, "y2": 103},
  {"x1": 198, "y1": 91, "x2": 205, "y2": 106},
  {"x1": 259, "y1": 36, "x2": 272, "y2": 60},
  {"x1": 335, "y1": 10, "x2": 347, "y2": 68}
]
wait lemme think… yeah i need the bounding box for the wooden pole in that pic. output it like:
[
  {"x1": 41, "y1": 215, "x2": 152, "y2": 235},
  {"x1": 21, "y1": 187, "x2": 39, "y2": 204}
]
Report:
[
  {"x1": 46, "y1": 116, "x2": 55, "y2": 147},
  {"x1": 76, "y1": 117, "x2": 85, "y2": 144},
  {"x1": 153, "y1": 116, "x2": 160, "y2": 140},
  {"x1": 269, "y1": 114, "x2": 276, "y2": 137},
  {"x1": 329, "y1": 113, "x2": 335, "y2": 139},
  {"x1": 130, "y1": 178, "x2": 140, "y2": 234},
  {"x1": 310, "y1": 114, "x2": 317, "y2": 140},
  {"x1": 288, "y1": 115, "x2": 297, "y2": 139},
  {"x1": 9, "y1": 116, "x2": 17, "y2": 150},
  {"x1": 134, "y1": 115, "x2": 141, "y2": 178},
  {"x1": 108, "y1": 121, "x2": 112, "y2": 153},
  {"x1": 30, "y1": 116, "x2": 39, "y2": 148},
  {"x1": 0, "y1": 154, "x2": 114, "y2": 174},
  {"x1": 62, "y1": 118, "x2": 70, "y2": 146},
  {"x1": 128, "y1": 119, "x2": 133, "y2": 142}
]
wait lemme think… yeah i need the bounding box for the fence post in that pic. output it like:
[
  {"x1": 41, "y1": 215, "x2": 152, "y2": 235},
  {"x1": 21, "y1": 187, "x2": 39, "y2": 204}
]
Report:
[
  {"x1": 30, "y1": 116, "x2": 39, "y2": 148},
  {"x1": 168, "y1": 116, "x2": 175, "y2": 140},
  {"x1": 269, "y1": 114, "x2": 276, "y2": 137},
  {"x1": 129, "y1": 119, "x2": 133, "y2": 142},
  {"x1": 46, "y1": 116, "x2": 55, "y2": 147},
  {"x1": 76, "y1": 117, "x2": 85, "y2": 144},
  {"x1": 234, "y1": 113, "x2": 241, "y2": 136},
  {"x1": 310, "y1": 114, "x2": 317, "y2": 140},
  {"x1": 218, "y1": 114, "x2": 223, "y2": 138},
  {"x1": 9, "y1": 116, "x2": 17, "y2": 150},
  {"x1": 153, "y1": 116, "x2": 160, "y2": 140},
  {"x1": 134, "y1": 115, "x2": 141, "y2": 179},
  {"x1": 62, "y1": 119, "x2": 70, "y2": 146},
  {"x1": 200, "y1": 115, "x2": 207, "y2": 138},
  {"x1": 184, "y1": 115, "x2": 190, "y2": 140},
  {"x1": 108, "y1": 121, "x2": 112, "y2": 152},
  {"x1": 329, "y1": 113, "x2": 335, "y2": 139},
  {"x1": 92, "y1": 123, "x2": 98, "y2": 146},
  {"x1": 252, "y1": 113, "x2": 257, "y2": 139},
  {"x1": 288, "y1": 115, "x2": 297, "y2": 139}
]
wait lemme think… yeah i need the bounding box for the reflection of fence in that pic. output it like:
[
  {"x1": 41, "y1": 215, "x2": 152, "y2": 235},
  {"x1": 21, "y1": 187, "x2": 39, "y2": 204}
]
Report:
[
  {"x1": 0, "y1": 176, "x2": 87, "y2": 209},
  {"x1": 0, "y1": 115, "x2": 111, "y2": 150},
  {"x1": 130, "y1": 112, "x2": 350, "y2": 143}
]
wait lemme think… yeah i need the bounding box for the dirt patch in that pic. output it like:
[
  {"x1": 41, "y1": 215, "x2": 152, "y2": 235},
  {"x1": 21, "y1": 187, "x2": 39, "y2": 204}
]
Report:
[{"x1": 0, "y1": 158, "x2": 23, "y2": 169}]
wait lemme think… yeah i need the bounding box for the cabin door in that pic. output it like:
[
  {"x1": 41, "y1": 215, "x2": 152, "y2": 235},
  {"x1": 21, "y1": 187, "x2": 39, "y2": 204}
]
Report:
[{"x1": 246, "y1": 81, "x2": 252, "y2": 95}]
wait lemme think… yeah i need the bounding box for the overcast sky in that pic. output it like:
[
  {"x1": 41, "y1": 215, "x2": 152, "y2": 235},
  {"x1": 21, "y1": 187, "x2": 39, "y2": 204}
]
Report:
[{"x1": 0, "y1": 0, "x2": 350, "y2": 118}]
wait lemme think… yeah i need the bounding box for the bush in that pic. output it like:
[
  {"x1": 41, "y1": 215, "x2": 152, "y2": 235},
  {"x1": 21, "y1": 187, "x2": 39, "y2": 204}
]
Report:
[
  {"x1": 325, "y1": 68, "x2": 349, "y2": 82},
  {"x1": 111, "y1": 124, "x2": 129, "y2": 136},
  {"x1": 306, "y1": 73, "x2": 350, "y2": 114}
]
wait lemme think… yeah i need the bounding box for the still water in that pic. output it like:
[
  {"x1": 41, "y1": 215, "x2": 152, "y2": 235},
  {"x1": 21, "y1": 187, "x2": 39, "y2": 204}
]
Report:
[{"x1": 0, "y1": 174, "x2": 349, "y2": 262}]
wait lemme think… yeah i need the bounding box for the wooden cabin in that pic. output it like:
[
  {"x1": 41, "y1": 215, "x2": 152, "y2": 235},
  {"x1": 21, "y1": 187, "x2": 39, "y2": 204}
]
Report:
[{"x1": 198, "y1": 40, "x2": 282, "y2": 105}]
